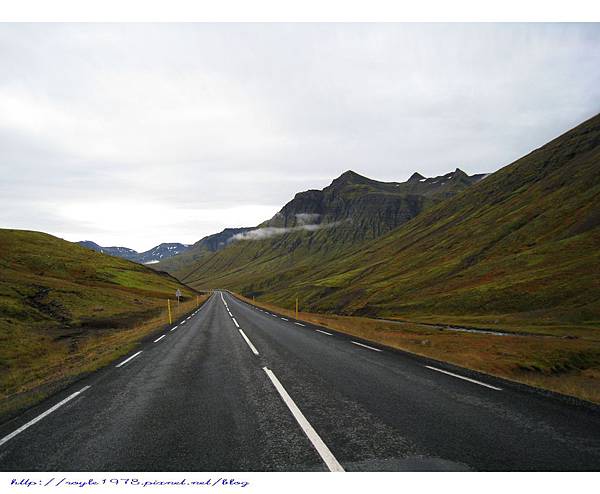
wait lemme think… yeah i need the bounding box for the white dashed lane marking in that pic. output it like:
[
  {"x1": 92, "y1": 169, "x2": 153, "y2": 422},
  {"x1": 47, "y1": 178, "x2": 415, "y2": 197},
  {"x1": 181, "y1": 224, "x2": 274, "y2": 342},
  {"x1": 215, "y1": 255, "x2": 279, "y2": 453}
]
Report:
[
  {"x1": 115, "y1": 351, "x2": 143, "y2": 368},
  {"x1": 425, "y1": 366, "x2": 502, "y2": 391},
  {"x1": 351, "y1": 341, "x2": 382, "y2": 352}
]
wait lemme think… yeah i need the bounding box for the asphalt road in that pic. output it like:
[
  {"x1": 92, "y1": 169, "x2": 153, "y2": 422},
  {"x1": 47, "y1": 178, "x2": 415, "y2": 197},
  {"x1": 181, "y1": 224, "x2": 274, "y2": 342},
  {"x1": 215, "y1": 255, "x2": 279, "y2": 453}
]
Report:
[{"x1": 1, "y1": 291, "x2": 599, "y2": 471}]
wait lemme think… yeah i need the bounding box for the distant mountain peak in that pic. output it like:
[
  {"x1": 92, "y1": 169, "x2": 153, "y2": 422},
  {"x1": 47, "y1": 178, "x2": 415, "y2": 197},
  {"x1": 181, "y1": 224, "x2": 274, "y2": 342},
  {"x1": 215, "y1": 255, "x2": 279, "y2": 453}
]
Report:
[
  {"x1": 339, "y1": 169, "x2": 361, "y2": 178},
  {"x1": 77, "y1": 240, "x2": 189, "y2": 264},
  {"x1": 408, "y1": 172, "x2": 426, "y2": 182},
  {"x1": 331, "y1": 170, "x2": 370, "y2": 186}
]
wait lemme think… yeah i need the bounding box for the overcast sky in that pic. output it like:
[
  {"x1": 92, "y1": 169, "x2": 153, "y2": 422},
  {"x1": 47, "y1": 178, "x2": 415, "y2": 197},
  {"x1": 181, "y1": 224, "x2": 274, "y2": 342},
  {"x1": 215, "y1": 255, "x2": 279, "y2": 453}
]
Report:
[{"x1": 1, "y1": 23, "x2": 599, "y2": 250}]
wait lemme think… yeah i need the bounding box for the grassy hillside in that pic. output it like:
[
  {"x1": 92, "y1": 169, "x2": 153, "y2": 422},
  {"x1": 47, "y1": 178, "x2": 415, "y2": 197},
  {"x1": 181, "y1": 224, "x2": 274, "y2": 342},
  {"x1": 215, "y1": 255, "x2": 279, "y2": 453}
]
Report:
[
  {"x1": 0, "y1": 229, "x2": 199, "y2": 420},
  {"x1": 291, "y1": 113, "x2": 600, "y2": 332},
  {"x1": 183, "y1": 113, "x2": 600, "y2": 337},
  {"x1": 159, "y1": 168, "x2": 484, "y2": 280},
  {"x1": 156, "y1": 227, "x2": 254, "y2": 276}
]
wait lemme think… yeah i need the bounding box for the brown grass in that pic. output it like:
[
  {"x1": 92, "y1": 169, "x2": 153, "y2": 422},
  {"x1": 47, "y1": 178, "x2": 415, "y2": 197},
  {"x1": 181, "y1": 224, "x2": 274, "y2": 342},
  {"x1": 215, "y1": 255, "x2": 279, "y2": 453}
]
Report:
[
  {"x1": 235, "y1": 293, "x2": 600, "y2": 404},
  {"x1": 0, "y1": 295, "x2": 209, "y2": 422}
]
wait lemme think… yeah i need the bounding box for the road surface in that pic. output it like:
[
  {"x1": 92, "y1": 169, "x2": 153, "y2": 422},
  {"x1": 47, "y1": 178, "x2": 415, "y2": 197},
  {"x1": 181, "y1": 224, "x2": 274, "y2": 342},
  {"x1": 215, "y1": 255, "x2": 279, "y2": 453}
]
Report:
[{"x1": 1, "y1": 291, "x2": 599, "y2": 471}]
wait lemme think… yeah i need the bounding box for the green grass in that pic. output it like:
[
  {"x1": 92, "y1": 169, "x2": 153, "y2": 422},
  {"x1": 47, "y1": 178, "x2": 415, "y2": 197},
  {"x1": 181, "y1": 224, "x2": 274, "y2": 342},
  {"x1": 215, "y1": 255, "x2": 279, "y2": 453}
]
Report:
[{"x1": 0, "y1": 229, "x2": 201, "y2": 421}]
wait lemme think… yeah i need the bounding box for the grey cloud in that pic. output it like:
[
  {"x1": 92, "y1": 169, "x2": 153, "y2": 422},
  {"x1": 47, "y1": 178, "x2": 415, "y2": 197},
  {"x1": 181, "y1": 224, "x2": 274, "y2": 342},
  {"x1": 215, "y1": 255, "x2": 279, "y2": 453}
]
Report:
[{"x1": 0, "y1": 23, "x2": 599, "y2": 249}]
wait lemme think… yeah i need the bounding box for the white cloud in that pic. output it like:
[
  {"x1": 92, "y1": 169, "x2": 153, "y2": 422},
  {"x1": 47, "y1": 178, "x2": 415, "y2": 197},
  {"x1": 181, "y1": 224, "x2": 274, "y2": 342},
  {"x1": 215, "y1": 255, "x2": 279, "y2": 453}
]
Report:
[
  {"x1": 231, "y1": 222, "x2": 332, "y2": 242},
  {"x1": 0, "y1": 23, "x2": 599, "y2": 250}
]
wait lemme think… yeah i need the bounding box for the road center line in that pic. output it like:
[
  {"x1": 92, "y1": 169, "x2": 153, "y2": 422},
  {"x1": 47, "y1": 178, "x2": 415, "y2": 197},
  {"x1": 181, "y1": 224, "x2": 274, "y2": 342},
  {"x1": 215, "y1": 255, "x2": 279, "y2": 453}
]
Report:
[
  {"x1": 0, "y1": 386, "x2": 91, "y2": 447},
  {"x1": 232, "y1": 317, "x2": 240, "y2": 328},
  {"x1": 238, "y1": 329, "x2": 259, "y2": 355},
  {"x1": 316, "y1": 329, "x2": 333, "y2": 336},
  {"x1": 294, "y1": 322, "x2": 305, "y2": 327},
  {"x1": 351, "y1": 341, "x2": 382, "y2": 352},
  {"x1": 115, "y1": 351, "x2": 143, "y2": 368},
  {"x1": 425, "y1": 365, "x2": 502, "y2": 390},
  {"x1": 262, "y1": 367, "x2": 344, "y2": 472},
  {"x1": 153, "y1": 334, "x2": 167, "y2": 343}
]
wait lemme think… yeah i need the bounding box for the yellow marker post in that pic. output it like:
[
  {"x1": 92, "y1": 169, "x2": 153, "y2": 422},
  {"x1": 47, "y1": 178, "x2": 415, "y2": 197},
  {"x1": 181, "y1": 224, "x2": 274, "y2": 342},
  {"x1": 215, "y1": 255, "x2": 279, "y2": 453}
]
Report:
[
  {"x1": 295, "y1": 297, "x2": 299, "y2": 320},
  {"x1": 167, "y1": 299, "x2": 172, "y2": 324}
]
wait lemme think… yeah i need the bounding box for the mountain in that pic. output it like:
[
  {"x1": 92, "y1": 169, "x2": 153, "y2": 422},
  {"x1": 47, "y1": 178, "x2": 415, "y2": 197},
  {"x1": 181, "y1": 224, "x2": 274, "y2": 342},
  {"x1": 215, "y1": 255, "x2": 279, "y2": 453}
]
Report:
[
  {"x1": 135, "y1": 243, "x2": 190, "y2": 264},
  {"x1": 154, "y1": 227, "x2": 255, "y2": 274},
  {"x1": 293, "y1": 113, "x2": 600, "y2": 325},
  {"x1": 184, "y1": 113, "x2": 600, "y2": 334},
  {"x1": 0, "y1": 228, "x2": 196, "y2": 419},
  {"x1": 77, "y1": 241, "x2": 190, "y2": 264},
  {"x1": 77, "y1": 240, "x2": 138, "y2": 261},
  {"x1": 159, "y1": 167, "x2": 486, "y2": 287},
  {"x1": 259, "y1": 168, "x2": 486, "y2": 241}
]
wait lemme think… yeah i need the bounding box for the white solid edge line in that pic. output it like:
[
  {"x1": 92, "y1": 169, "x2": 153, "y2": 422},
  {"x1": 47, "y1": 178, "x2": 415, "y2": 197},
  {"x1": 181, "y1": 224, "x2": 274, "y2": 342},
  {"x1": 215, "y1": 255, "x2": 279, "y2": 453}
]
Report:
[
  {"x1": 425, "y1": 365, "x2": 502, "y2": 391},
  {"x1": 351, "y1": 341, "x2": 382, "y2": 352},
  {"x1": 294, "y1": 322, "x2": 305, "y2": 327},
  {"x1": 232, "y1": 317, "x2": 240, "y2": 328},
  {"x1": 238, "y1": 329, "x2": 260, "y2": 356},
  {"x1": 153, "y1": 334, "x2": 167, "y2": 343},
  {"x1": 262, "y1": 367, "x2": 344, "y2": 472},
  {"x1": 115, "y1": 351, "x2": 143, "y2": 368},
  {"x1": 0, "y1": 385, "x2": 91, "y2": 447},
  {"x1": 316, "y1": 329, "x2": 333, "y2": 336}
]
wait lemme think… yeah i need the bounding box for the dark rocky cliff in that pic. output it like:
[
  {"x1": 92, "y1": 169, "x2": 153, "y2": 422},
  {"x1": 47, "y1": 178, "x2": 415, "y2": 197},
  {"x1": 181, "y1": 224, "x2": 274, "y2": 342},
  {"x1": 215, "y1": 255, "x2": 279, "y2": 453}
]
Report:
[{"x1": 262, "y1": 168, "x2": 485, "y2": 242}]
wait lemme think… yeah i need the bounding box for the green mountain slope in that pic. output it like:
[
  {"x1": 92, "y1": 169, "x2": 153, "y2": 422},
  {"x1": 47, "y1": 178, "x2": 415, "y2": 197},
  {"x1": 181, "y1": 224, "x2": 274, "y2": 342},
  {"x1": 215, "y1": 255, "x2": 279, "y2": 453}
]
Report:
[
  {"x1": 161, "y1": 168, "x2": 484, "y2": 282},
  {"x1": 0, "y1": 229, "x2": 196, "y2": 418},
  {"x1": 157, "y1": 227, "x2": 254, "y2": 275},
  {"x1": 181, "y1": 113, "x2": 600, "y2": 335},
  {"x1": 294, "y1": 113, "x2": 600, "y2": 326}
]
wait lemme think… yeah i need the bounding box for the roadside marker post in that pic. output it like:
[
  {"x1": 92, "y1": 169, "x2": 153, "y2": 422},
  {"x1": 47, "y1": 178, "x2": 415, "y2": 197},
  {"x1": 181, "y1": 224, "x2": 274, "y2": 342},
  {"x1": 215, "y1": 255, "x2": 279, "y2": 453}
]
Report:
[
  {"x1": 176, "y1": 288, "x2": 181, "y2": 305},
  {"x1": 296, "y1": 297, "x2": 299, "y2": 320},
  {"x1": 168, "y1": 299, "x2": 172, "y2": 324}
]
